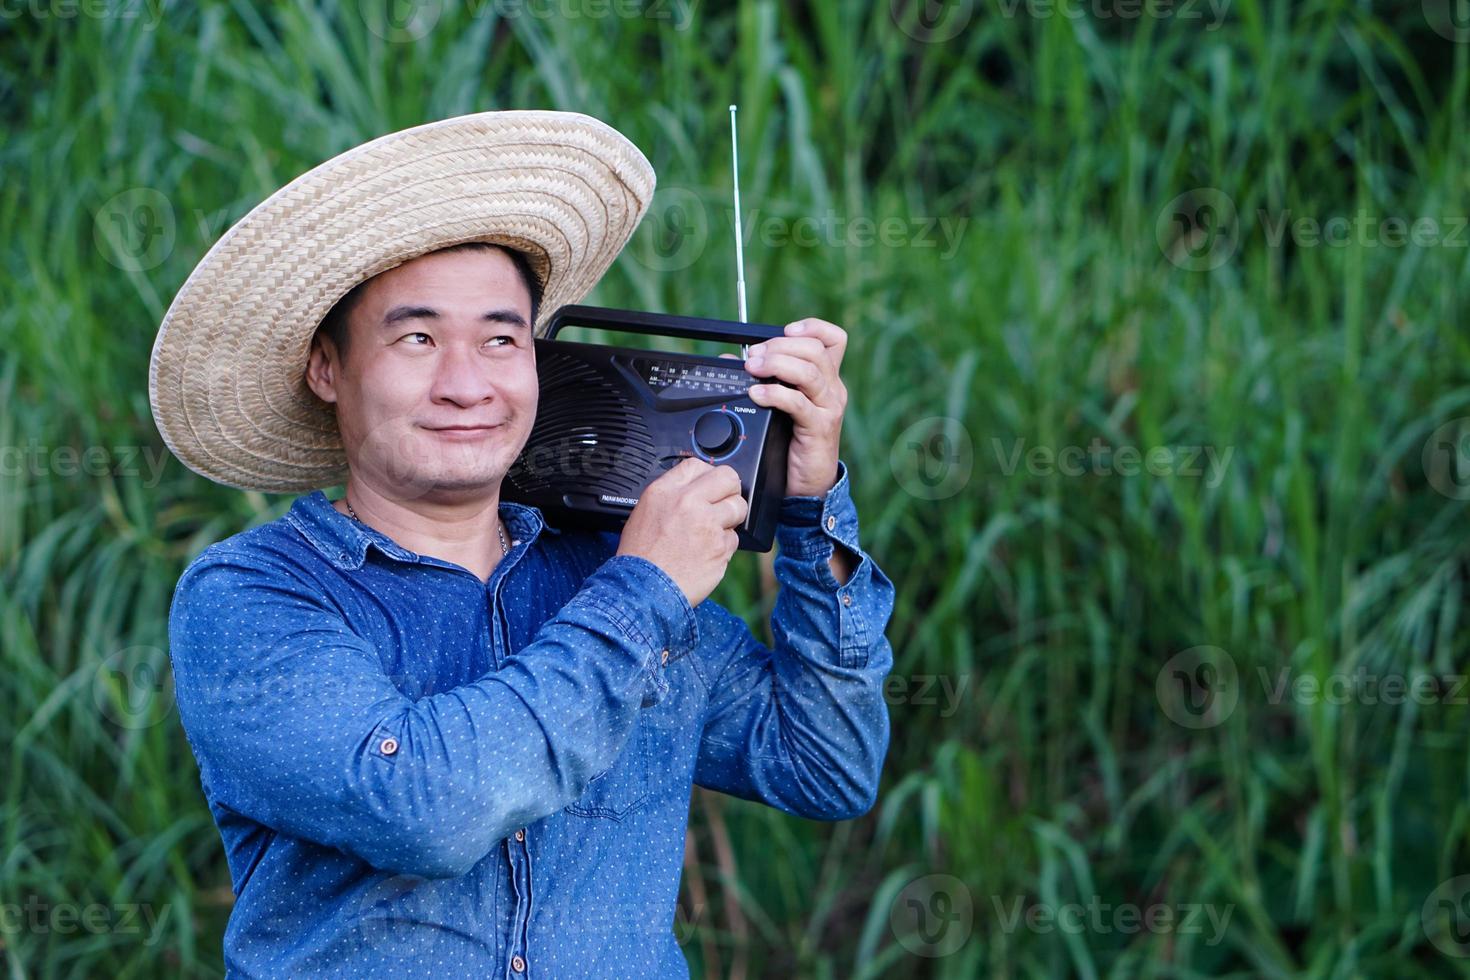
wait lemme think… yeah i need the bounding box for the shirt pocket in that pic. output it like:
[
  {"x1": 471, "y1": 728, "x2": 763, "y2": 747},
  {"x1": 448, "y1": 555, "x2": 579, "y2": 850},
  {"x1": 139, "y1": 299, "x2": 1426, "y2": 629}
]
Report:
[{"x1": 563, "y1": 720, "x2": 671, "y2": 821}]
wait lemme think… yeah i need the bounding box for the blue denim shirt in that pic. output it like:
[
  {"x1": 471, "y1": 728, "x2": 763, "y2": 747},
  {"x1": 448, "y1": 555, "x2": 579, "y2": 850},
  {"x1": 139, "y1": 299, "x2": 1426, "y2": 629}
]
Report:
[{"x1": 166, "y1": 458, "x2": 895, "y2": 978}]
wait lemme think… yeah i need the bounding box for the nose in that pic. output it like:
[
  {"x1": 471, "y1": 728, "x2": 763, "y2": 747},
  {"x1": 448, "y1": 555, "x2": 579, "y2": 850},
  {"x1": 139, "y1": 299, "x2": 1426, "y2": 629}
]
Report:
[{"x1": 428, "y1": 342, "x2": 497, "y2": 408}]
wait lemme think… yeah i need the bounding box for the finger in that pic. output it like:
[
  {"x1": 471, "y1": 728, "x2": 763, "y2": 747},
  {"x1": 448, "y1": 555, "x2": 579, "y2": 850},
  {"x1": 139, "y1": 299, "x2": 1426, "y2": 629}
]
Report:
[
  {"x1": 661, "y1": 455, "x2": 713, "y2": 487},
  {"x1": 784, "y1": 318, "x2": 847, "y2": 365},
  {"x1": 690, "y1": 462, "x2": 744, "y2": 503},
  {"x1": 720, "y1": 494, "x2": 750, "y2": 529},
  {"x1": 746, "y1": 335, "x2": 828, "y2": 366},
  {"x1": 744, "y1": 351, "x2": 832, "y2": 405},
  {"x1": 749, "y1": 377, "x2": 837, "y2": 423}
]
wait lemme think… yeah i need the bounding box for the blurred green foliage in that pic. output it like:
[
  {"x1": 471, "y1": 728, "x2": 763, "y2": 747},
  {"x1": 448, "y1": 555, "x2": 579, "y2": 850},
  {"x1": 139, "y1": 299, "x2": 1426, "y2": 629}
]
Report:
[{"x1": 3, "y1": 1, "x2": 1470, "y2": 976}]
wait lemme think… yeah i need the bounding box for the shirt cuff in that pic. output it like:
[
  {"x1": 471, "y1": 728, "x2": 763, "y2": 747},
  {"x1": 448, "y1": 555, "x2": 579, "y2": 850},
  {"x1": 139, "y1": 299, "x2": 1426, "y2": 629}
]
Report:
[
  {"x1": 776, "y1": 458, "x2": 862, "y2": 561},
  {"x1": 570, "y1": 553, "x2": 701, "y2": 706}
]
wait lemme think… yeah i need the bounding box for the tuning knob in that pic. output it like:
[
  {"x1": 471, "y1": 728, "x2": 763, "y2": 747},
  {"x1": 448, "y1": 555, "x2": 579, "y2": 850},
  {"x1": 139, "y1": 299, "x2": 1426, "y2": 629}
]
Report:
[{"x1": 692, "y1": 410, "x2": 742, "y2": 459}]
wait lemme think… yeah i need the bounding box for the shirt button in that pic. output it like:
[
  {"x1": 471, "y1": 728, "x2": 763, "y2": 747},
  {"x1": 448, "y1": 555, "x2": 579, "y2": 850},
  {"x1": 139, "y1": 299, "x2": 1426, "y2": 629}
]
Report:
[
  {"x1": 661, "y1": 649, "x2": 670, "y2": 665},
  {"x1": 514, "y1": 828, "x2": 525, "y2": 842},
  {"x1": 825, "y1": 515, "x2": 836, "y2": 531},
  {"x1": 379, "y1": 737, "x2": 399, "y2": 755},
  {"x1": 511, "y1": 954, "x2": 526, "y2": 972},
  {"x1": 842, "y1": 593, "x2": 852, "y2": 606}
]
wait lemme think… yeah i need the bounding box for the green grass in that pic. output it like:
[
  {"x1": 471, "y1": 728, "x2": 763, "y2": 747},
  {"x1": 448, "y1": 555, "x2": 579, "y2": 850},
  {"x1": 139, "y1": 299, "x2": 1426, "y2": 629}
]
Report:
[{"x1": 4, "y1": 0, "x2": 1470, "y2": 976}]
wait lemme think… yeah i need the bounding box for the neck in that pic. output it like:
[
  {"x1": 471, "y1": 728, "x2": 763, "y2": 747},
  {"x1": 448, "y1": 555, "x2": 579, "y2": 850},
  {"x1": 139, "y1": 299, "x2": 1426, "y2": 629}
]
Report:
[{"x1": 335, "y1": 477, "x2": 510, "y2": 584}]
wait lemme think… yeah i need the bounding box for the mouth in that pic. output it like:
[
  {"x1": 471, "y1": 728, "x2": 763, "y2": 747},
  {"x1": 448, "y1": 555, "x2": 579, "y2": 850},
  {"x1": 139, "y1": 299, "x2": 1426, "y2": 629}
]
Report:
[{"x1": 423, "y1": 423, "x2": 502, "y2": 438}]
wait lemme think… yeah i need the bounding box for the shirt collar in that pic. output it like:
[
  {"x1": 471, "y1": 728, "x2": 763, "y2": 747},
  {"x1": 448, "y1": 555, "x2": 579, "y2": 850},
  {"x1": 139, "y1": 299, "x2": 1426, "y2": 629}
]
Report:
[{"x1": 284, "y1": 490, "x2": 562, "y2": 571}]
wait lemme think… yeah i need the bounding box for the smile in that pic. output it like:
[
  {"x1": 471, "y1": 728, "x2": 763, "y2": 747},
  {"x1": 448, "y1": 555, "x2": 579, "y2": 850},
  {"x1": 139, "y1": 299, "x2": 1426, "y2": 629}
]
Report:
[{"x1": 424, "y1": 424, "x2": 501, "y2": 438}]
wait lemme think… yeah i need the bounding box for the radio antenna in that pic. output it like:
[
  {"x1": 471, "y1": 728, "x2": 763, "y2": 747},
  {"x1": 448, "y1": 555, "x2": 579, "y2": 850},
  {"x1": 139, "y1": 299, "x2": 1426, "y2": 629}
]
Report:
[{"x1": 729, "y1": 105, "x2": 750, "y2": 360}]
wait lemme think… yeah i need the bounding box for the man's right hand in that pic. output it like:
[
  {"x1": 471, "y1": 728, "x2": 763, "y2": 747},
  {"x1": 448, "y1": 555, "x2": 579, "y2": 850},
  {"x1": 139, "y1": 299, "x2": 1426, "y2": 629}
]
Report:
[{"x1": 616, "y1": 457, "x2": 749, "y2": 607}]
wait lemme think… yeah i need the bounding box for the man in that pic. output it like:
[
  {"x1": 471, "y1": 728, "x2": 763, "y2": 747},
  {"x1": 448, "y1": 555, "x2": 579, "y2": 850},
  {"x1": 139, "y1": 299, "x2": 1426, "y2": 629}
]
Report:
[{"x1": 151, "y1": 109, "x2": 896, "y2": 978}]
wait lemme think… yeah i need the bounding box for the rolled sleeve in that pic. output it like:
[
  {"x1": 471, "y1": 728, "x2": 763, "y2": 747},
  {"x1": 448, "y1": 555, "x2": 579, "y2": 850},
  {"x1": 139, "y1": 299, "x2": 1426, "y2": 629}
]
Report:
[
  {"x1": 167, "y1": 546, "x2": 700, "y2": 880},
  {"x1": 689, "y1": 457, "x2": 896, "y2": 820},
  {"x1": 567, "y1": 553, "x2": 700, "y2": 706},
  {"x1": 773, "y1": 458, "x2": 881, "y2": 669}
]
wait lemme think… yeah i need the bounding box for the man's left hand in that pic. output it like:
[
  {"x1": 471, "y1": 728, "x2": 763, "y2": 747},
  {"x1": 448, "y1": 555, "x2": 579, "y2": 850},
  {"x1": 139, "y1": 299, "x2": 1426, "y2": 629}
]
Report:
[{"x1": 722, "y1": 317, "x2": 848, "y2": 498}]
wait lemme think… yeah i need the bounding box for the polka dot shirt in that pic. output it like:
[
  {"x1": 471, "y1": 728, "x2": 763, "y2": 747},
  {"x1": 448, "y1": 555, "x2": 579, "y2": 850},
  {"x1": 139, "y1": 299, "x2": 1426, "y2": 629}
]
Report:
[{"x1": 166, "y1": 458, "x2": 895, "y2": 977}]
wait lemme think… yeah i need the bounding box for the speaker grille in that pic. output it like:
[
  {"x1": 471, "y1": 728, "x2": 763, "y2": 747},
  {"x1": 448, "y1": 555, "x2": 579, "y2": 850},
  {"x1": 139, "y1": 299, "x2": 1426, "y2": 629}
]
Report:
[{"x1": 507, "y1": 351, "x2": 657, "y2": 496}]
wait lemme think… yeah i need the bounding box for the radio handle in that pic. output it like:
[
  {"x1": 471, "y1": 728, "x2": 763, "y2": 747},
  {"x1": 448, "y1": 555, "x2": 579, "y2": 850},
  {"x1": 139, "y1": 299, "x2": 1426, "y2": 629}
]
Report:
[{"x1": 543, "y1": 304, "x2": 786, "y2": 345}]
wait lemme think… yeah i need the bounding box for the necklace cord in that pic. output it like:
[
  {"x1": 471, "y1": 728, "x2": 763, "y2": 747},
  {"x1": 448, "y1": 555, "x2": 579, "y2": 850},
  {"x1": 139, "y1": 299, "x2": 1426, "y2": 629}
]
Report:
[{"x1": 343, "y1": 495, "x2": 508, "y2": 557}]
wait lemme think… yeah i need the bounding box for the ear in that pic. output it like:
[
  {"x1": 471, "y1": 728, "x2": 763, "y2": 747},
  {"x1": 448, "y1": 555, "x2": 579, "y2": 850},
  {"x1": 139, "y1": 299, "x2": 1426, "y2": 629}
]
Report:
[{"x1": 305, "y1": 335, "x2": 339, "y2": 405}]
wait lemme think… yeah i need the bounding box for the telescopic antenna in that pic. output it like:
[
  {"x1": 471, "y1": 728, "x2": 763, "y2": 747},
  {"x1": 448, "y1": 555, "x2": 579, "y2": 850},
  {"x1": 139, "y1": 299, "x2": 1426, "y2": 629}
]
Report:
[{"x1": 730, "y1": 105, "x2": 750, "y2": 360}]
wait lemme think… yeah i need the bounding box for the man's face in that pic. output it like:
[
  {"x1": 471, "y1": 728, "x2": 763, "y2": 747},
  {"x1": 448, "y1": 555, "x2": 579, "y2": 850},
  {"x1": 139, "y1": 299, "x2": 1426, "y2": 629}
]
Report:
[{"x1": 306, "y1": 247, "x2": 538, "y2": 502}]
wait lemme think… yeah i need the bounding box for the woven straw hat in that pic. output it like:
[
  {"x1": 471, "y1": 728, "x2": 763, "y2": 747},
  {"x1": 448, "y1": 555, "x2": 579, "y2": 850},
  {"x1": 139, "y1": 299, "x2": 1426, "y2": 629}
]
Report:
[{"x1": 148, "y1": 109, "x2": 655, "y2": 493}]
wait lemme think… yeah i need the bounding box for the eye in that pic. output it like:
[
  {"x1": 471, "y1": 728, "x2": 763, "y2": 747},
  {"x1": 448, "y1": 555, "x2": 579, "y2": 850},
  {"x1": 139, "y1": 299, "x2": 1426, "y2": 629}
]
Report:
[
  {"x1": 486, "y1": 335, "x2": 516, "y2": 347},
  {"x1": 400, "y1": 332, "x2": 432, "y2": 346}
]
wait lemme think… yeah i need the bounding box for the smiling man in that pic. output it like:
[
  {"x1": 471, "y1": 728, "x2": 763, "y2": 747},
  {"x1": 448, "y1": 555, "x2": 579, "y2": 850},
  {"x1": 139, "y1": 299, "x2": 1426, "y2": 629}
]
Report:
[{"x1": 149, "y1": 110, "x2": 896, "y2": 978}]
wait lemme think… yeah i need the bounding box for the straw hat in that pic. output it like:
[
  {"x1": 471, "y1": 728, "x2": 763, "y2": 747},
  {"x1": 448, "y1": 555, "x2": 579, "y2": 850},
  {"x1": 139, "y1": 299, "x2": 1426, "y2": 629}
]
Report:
[{"x1": 147, "y1": 109, "x2": 656, "y2": 493}]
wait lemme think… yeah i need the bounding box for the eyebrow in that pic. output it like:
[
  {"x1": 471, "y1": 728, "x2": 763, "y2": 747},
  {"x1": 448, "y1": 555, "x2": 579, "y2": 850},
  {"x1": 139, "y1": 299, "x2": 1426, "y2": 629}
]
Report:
[{"x1": 380, "y1": 305, "x2": 531, "y2": 331}]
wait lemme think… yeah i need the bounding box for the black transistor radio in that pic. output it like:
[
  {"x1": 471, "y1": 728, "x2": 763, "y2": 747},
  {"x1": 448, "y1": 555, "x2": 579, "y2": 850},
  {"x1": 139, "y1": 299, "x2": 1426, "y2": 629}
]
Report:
[{"x1": 500, "y1": 304, "x2": 793, "y2": 552}]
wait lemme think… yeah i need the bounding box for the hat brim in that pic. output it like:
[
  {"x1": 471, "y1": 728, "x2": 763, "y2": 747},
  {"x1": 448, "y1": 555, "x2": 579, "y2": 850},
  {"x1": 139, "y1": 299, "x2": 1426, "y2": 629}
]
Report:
[{"x1": 148, "y1": 109, "x2": 655, "y2": 493}]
